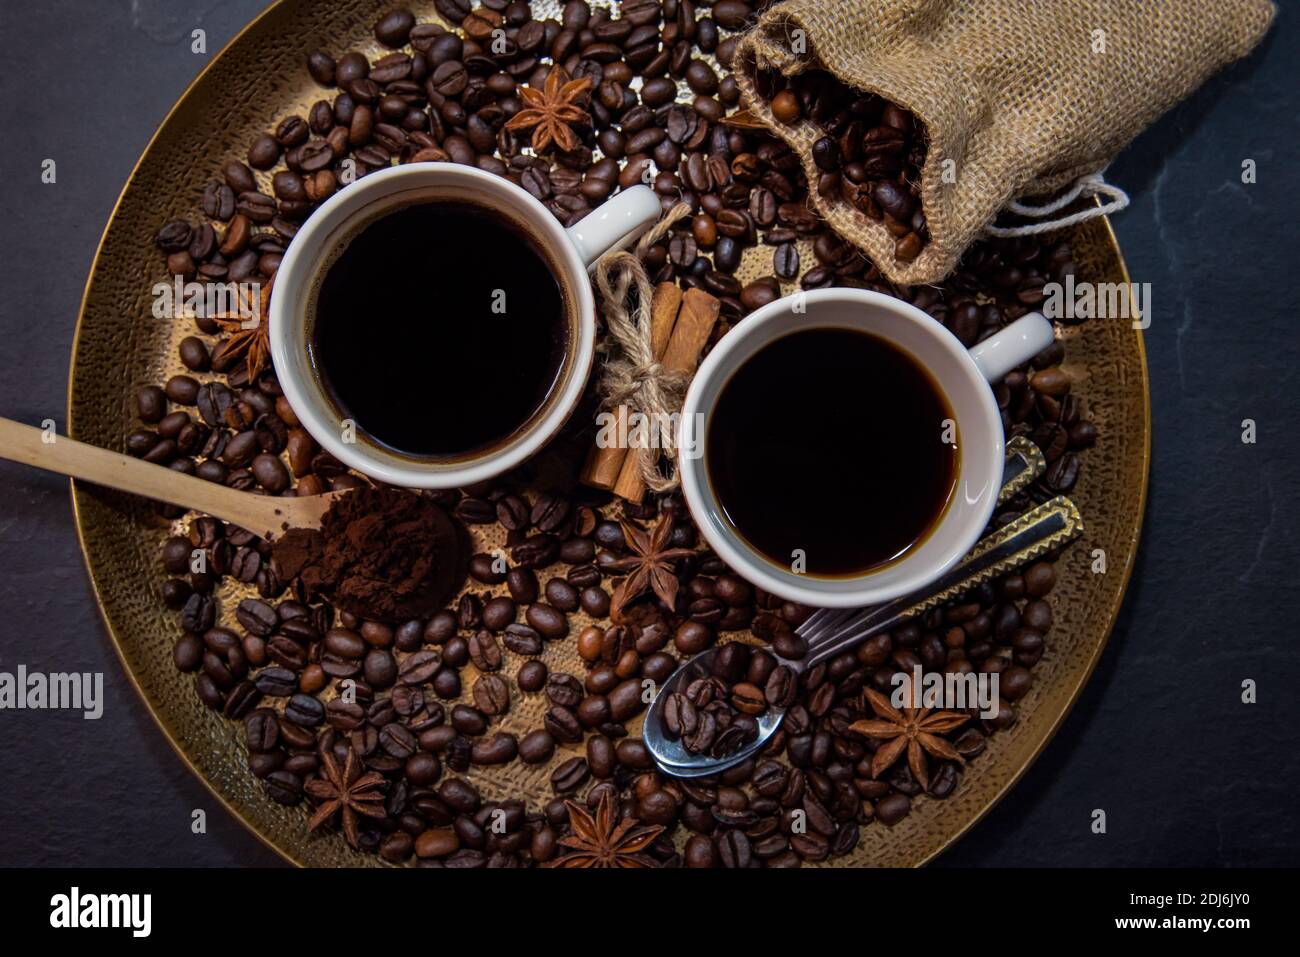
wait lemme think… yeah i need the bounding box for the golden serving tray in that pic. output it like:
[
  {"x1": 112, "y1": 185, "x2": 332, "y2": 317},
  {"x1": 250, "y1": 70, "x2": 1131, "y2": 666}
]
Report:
[{"x1": 67, "y1": 0, "x2": 1150, "y2": 867}]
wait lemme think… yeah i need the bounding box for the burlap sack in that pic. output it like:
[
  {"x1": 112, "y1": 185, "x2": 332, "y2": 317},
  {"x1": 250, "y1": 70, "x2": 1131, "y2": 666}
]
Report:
[{"x1": 734, "y1": 0, "x2": 1275, "y2": 284}]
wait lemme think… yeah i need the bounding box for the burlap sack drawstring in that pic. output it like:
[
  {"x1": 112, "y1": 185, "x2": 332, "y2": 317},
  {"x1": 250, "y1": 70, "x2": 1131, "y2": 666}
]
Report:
[
  {"x1": 591, "y1": 201, "x2": 692, "y2": 492},
  {"x1": 984, "y1": 170, "x2": 1131, "y2": 238}
]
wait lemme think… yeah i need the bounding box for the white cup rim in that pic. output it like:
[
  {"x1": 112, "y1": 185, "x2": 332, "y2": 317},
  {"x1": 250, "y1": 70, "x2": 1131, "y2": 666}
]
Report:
[
  {"x1": 268, "y1": 163, "x2": 596, "y2": 489},
  {"x1": 678, "y1": 287, "x2": 1005, "y2": 608}
]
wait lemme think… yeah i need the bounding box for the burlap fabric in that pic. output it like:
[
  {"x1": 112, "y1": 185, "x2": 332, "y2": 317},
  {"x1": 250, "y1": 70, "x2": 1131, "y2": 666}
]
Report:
[{"x1": 734, "y1": 0, "x2": 1275, "y2": 284}]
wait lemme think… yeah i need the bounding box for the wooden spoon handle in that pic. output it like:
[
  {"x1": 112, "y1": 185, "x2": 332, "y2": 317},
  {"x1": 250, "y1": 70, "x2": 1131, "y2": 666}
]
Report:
[{"x1": 0, "y1": 416, "x2": 290, "y2": 538}]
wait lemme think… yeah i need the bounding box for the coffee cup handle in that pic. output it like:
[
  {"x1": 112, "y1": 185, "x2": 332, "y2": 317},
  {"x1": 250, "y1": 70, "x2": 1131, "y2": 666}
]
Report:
[
  {"x1": 967, "y1": 312, "x2": 1056, "y2": 382},
  {"x1": 565, "y1": 184, "x2": 663, "y2": 268}
]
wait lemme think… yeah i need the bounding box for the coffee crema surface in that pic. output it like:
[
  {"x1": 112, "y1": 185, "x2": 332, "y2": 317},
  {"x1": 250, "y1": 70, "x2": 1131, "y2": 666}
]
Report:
[
  {"x1": 310, "y1": 200, "x2": 569, "y2": 458},
  {"x1": 706, "y1": 327, "x2": 958, "y2": 576}
]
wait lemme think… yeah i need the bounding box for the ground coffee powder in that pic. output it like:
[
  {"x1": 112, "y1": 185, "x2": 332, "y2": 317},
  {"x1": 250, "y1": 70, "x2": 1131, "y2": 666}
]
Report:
[{"x1": 271, "y1": 486, "x2": 464, "y2": 621}]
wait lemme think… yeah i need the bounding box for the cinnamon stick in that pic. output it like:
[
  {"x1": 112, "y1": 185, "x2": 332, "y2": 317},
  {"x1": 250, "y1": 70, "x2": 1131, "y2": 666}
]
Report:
[
  {"x1": 613, "y1": 288, "x2": 721, "y2": 502},
  {"x1": 580, "y1": 282, "x2": 683, "y2": 489}
]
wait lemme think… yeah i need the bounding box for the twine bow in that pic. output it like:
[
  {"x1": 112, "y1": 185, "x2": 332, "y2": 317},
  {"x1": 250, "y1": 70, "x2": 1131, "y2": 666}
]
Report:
[{"x1": 591, "y1": 201, "x2": 692, "y2": 493}]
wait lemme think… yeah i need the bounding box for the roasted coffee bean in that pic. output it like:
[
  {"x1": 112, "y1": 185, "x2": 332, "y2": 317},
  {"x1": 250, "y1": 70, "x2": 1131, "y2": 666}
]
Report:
[
  {"x1": 675, "y1": 621, "x2": 714, "y2": 654},
  {"x1": 544, "y1": 578, "x2": 579, "y2": 612},
  {"x1": 773, "y1": 242, "x2": 800, "y2": 280},
  {"x1": 421, "y1": 611, "x2": 456, "y2": 646},
  {"x1": 544, "y1": 705, "x2": 583, "y2": 743},
  {"x1": 440, "y1": 635, "x2": 469, "y2": 668},
  {"x1": 432, "y1": 668, "x2": 461, "y2": 700},
  {"x1": 530, "y1": 493, "x2": 571, "y2": 532},
  {"x1": 607, "y1": 679, "x2": 645, "y2": 722},
  {"x1": 235, "y1": 599, "x2": 278, "y2": 637},
  {"x1": 161, "y1": 536, "x2": 193, "y2": 575},
  {"x1": 495, "y1": 494, "x2": 529, "y2": 530},
  {"x1": 545, "y1": 672, "x2": 584, "y2": 708},
  {"x1": 550, "y1": 756, "x2": 589, "y2": 794},
  {"x1": 730, "y1": 682, "x2": 767, "y2": 715},
  {"x1": 663, "y1": 693, "x2": 697, "y2": 739},
  {"x1": 518, "y1": 728, "x2": 555, "y2": 764},
  {"x1": 707, "y1": 236, "x2": 738, "y2": 274},
  {"x1": 451, "y1": 704, "x2": 489, "y2": 736},
  {"x1": 506, "y1": 567, "x2": 539, "y2": 603},
  {"x1": 375, "y1": 7, "x2": 416, "y2": 46},
  {"x1": 566, "y1": 562, "x2": 601, "y2": 589},
  {"x1": 452, "y1": 496, "x2": 494, "y2": 524},
  {"x1": 525, "y1": 603, "x2": 568, "y2": 640},
  {"x1": 284, "y1": 693, "x2": 324, "y2": 727},
  {"x1": 517, "y1": 659, "x2": 548, "y2": 692},
  {"x1": 178, "y1": 337, "x2": 211, "y2": 372},
  {"x1": 472, "y1": 674, "x2": 511, "y2": 715},
  {"x1": 576, "y1": 587, "x2": 608, "y2": 619},
  {"x1": 164, "y1": 375, "x2": 200, "y2": 405},
  {"x1": 380, "y1": 722, "x2": 418, "y2": 759},
  {"x1": 810, "y1": 135, "x2": 841, "y2": 172},
  {"x1": 500, "y1": 623, "x2": 542, "y2": 657},
  {"x1": 586, "y1": 734, "x2": 616, "y2": 778},
  {"x1": 512, "y1": 534, "x2": 559, "y2": 568},
  {"x1": 181, "y1": 593, "x2": 216, "y2": 633},
  {"x1": 1044, "y1": 452, "x2": 1080, "y2": 492},
  {"x1": 263, "y1": 771, "x2": 303, "y2": 806},
  {"x1": 457, "y1": 594, "x2": 482, "y2": 630},
  {"x1": 772, "y1": 630, "x2": 808, "y2": 660},
  {"x1": 558, "y1": 538, "x2": 595, "y2": 565},
  {"x1": 307, "y1": 51, "x2": 338, "y2": 86},
  {"x1": 244, "y1": 708, "x2": 280, "y2": 752},
  {"x1": 471, "y1": 732, "x2": 518, "y2": 765},
  {"x1": 740, "y1": 276, "x2": 781, "y2": 311},
  {"x1": 247, "y1": 134, "x2": 281, "y2": 170},
  {"x1": 481, "y1": 595, "x2": 517, "y2": 631},
  {"x1": 253, "y1": 667, "x2": 297, "y2": 697},
  {"x1": 716, "y1": 828, "x2": 752, "y2": 868},
  {"x1": 250, "y1": 453, "x2": 289, "y2": 492},
  {"x1": 1024, "y1": 561, "x2": 1056, "y2": 597},
  {"x1": 577, "y1": 691, "x2": 611, "y2": 728},
  {"x1": 468, "y1": 631, "x2": 503, "y2": 672},
  {"x1": 398, "y1": 649, "x2": 441, "y2": 684},
  {"x1": 764, "y1": 665, "x2": 798, "y2": 708},
  {"x1": 467, "y1": 552, "x2": 506, "y2": 585}
]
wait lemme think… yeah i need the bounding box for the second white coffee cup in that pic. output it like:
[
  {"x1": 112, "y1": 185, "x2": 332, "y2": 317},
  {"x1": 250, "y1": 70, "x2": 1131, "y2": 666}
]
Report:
[{"x1": 678, "y1": 288, "x2": 1055, "y2": 608}]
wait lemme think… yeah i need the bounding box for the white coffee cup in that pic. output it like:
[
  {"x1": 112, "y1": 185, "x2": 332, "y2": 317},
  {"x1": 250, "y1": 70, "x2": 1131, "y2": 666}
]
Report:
[
  {"x1": 269, "y1": 163, "x2": 661, "y2": 488},
  {"x1": 678, "y1": 288, "x2": 1055, "y2": 608}
]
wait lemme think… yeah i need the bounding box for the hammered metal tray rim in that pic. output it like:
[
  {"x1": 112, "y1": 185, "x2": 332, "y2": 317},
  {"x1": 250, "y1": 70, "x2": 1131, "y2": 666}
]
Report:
[{"x1": 65, "y1": 0, "x2": 325, "y2": 870}]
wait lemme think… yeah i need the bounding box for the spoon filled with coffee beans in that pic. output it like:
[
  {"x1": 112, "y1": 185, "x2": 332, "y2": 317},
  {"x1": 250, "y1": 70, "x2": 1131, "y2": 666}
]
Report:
[{"x1": 645, "y1": 441, "x2": 1077, "y2": 777}]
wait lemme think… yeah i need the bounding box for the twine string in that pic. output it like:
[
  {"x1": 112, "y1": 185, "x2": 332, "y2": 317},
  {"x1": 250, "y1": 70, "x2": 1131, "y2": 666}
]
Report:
[
  {"x1": 591, "y1": 201, "x2": 693, "y2": 492},
  {"x1": 984, "y1": 169, "x2": 1130, "y2": 238}
]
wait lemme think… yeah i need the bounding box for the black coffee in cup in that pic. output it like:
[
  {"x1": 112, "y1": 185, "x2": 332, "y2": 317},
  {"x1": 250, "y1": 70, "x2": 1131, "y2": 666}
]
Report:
[
  {"x1": 706, "y1": 327, "x2": 958, "y2": 576},
  {"x1": 308, "y1": 200, "x2": 570, "y2": 458}
]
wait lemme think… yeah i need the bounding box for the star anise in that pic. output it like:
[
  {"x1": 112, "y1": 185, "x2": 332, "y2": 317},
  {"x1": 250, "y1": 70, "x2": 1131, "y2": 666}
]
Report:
[
  {"x1": 211, "y1": 276, "x2": 274, "y2": 379},
  {"x1": 546, "y1": 791, "x2": 664, "y2": 868},
  {"x1": 504, "y1": 67, "x2": 593, "y2": 153},
  {"x1": 304, "y1": 746, "x2": 387, "y2": 849},
  {"x1": 848, "y1": 688, "x2": 968, "y2": 791},
  {"x1": 607, "y1": 514, "x2": 695, "y2": 620}
]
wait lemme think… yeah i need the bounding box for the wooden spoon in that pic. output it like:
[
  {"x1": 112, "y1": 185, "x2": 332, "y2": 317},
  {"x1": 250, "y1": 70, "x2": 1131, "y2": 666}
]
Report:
[{"x1": 0, "y1": 416, "x2": 341, "y2": 540}]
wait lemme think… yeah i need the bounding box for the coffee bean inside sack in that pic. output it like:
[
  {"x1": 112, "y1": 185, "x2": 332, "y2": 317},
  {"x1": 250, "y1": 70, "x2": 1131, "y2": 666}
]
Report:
[{"x1": 136, "y1": 2, "x2": 1094, "y2": 867}]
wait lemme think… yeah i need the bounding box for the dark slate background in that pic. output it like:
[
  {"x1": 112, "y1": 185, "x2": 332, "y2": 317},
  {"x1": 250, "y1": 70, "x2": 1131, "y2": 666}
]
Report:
[{"x1": 0, "y1": 1, "x2": 1295, "y2": 867}]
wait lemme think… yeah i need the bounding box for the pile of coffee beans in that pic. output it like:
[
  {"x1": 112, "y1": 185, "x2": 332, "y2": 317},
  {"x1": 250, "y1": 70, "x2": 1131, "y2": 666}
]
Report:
[
  {"x1": 662, "y1": 642, "x2": 789, "y2": 757},
  {"x1": 762, "y1": 69, "x2": 929, "y2": 263},
  {"x1": 132, "y1": 2, "x2": 1097, "y2": 867}
]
